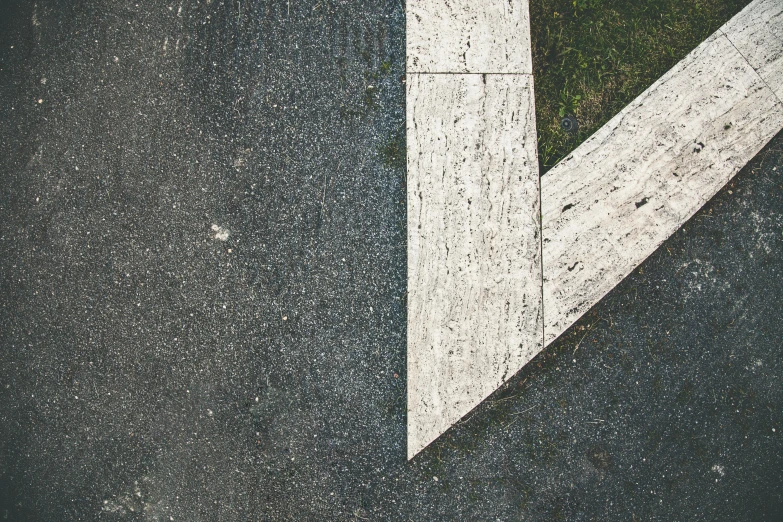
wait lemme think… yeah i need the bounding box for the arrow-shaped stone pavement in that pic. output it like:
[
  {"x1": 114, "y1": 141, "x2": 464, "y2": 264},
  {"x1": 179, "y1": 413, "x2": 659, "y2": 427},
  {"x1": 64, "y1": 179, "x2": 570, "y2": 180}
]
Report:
[{"x1": 407, "y1": 0, "x2": 783, "y2": 459}]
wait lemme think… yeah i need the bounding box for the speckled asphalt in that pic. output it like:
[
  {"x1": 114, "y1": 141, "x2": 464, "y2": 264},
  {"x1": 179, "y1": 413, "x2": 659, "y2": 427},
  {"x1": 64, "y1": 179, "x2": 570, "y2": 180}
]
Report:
[{"x1": 1, "y1": 1, "x2": 781, "y2": 520}]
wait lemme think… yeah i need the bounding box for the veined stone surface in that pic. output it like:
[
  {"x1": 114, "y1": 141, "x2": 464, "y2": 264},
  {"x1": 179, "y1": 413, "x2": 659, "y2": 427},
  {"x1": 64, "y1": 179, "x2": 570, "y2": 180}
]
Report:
[
  {"x1": 542, "y1": 31, "x2": 783, "y2": 345},
  {"x1": 407, "y1": 73, "x2": 541, "y2": 459},
  {"x1": 721, "y1": 0, "x2": 783, "y2": 100},
  {"x1": 406, "y1": 0, "x2": 532, "y2": 74}
]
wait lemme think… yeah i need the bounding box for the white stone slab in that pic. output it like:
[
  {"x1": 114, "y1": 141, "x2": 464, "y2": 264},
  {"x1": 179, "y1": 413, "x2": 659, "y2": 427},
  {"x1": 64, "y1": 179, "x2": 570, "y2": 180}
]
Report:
[
  {"x1": 541, "y1": 32, "x2": 783, "y2": 345},
  {"x1": 721, "y1": 0, "x2": 783, "y2": 100},
  {"x1": 407, "y1": 73, "x2": 541, "y2": 459},
  {"x1": 406, "y1": 0, "x2": 532, "y2": 74}
]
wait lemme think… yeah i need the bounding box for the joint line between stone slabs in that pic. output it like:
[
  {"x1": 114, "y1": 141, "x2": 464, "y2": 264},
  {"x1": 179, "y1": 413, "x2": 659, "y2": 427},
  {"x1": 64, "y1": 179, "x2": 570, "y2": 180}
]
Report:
[
  {"x1": 406, "y1": 72, "x2": 535, "y2": 76},
  {"x1": 720, "y1": 29, "x2": 783, "y2": 105},
  {"x1": 539, "y1": 140, "x2": 546, "y2": 351}
]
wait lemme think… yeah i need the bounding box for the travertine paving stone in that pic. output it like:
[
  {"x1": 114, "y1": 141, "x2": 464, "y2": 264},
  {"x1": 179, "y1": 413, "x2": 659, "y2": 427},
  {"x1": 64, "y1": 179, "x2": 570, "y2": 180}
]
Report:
[
  {"x1": 406, "y1": 0, "x2": 532, "y2": 73},
  {"x1": 542, "y1": 31, "x2": 783, "y2": 345},
  {"x1": 721, "y1": 0, "x2": 783, "y2": 100},
  {"x1": 407, "y1": 73, "x2": 541, "y2": 458}
]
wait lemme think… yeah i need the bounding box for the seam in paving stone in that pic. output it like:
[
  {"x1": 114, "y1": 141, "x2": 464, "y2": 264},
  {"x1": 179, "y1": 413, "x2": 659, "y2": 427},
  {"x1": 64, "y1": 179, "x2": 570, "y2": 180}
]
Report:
[
  {"x1": 718, "y1": 0, "x2": 783, "y2": 101},
  {"x1": 406, "y1": 72, "x2": 535, "y2": 75},
  {"x1": 539, "y1": 101, "x2": 546, "y2": 353},
  {"x1": 721, "y1": 30, "x2": 783, "y2": 105}
]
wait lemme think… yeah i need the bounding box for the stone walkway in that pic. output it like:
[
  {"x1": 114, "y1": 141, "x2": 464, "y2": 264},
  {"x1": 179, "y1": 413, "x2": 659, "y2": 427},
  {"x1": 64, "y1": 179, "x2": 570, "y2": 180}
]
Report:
[{"x1": 407, "y1": 0, "x2": 783, "y2": 457}]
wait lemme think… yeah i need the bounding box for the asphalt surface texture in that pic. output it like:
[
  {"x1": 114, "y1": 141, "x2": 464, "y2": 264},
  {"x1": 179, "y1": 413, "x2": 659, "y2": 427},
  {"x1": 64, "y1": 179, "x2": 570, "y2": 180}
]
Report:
[{"x1": 1, "y1": 1, "x2": 782, "y2": 520}]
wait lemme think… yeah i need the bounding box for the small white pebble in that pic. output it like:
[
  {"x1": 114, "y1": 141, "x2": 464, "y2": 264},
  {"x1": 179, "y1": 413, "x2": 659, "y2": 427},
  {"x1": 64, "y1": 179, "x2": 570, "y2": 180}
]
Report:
[
  {"x1": 211, "y1": 224, "x2": 230, "y2": 241},
  {"x1": 37, "y1": 99, "x2": 43, "y2": 104}
]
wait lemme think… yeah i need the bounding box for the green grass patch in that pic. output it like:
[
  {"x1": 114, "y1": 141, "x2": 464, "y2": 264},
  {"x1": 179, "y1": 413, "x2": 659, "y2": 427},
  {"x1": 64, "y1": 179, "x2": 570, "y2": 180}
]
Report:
[
  {"x1": 379, "y1": 132, "x2": 406, "y2": 170},
  {"x1": 531, "y1": 0, "x2": 752, "y2": 172}
]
